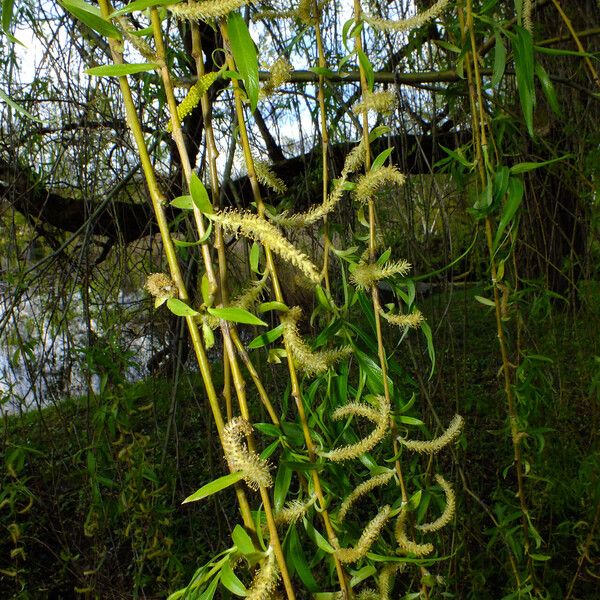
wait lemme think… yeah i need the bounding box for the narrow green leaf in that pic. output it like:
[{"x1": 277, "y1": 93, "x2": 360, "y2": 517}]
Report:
[
  {"x1": 170, "y1": 195, "x2": 193, "y2": 209},
  {"x1": 207, "y1": 307, "x2": 267, "y2": 326},
  {"x1": 288, "y1": 527, "x2": 319, "y2": 592},
  {"x1": 167, "y1": 297, "x2": 200, "y2": 317},
  {"x1": 368, "y1": 125, "x2": 391, "y2": 142},
  {"x1": 509, "y1": 153, "x2": 571, "y2": 174},
  {"x1": 439, "y1": 144, "x2": 476, "y2": 169},
  {"x1": 172, "y1": 222, "x2": 213, "y2": 246},
  {"x1": 490, "y1": 33, "x2": 506, "y2": 88},
  {"x1": 220, "y1": 560, "x2": 247, "y2": 596},
  {"x1": 253, "y1": 423, "x2": 281, "y2": 438},
  {"x1": 247, "y1": 324, "x2": 284, "y2": 349},
  {"x1": 260, "y1": 439, "x2": 280, "y2": 461},
  {"x1": 434, "y1": 40, "x2": 462, "y2": 54},
  {"x1": 534, "y1": 63, "x2": 561, "y2": 116},
  {"x1": 314, "y1": 284, "x2": 333, "y2": 311},
  {"x1": 493, "y1": 176, "x2": 524, "y2": 250},
  {"x1": 182, "y1": 471, "x2": 244, "y2": 504},
  {"x1": 357, "y1": 49, "x2": 374, "y2": 91},
  {"x1": 371, "y1": 147, "x2": 393, "y2": 171},
  {"x1": 493, "y1": 166, "x2": 510, "y2": 204},
  {"x1": 349, "y1": 565, "x2": 376, "y2": 588},
  {"x1": 86, "y1": 450, "x2": 96, "y2": 475},
  {"x1": 512, "y1": 26, "x2": 535, "y2": 137},
  {"x1": 222, "y1": 69, "x2": 240, "y2": 80},
  {"x1": 354, "y1": 348, "x2": 394, "y2": 396},
  {"x1": 420, "y1": 320, "x2": 436, "y2": 379},
  {"x1": 85, "y1": 63, "x2": 158, "y2": 76},
  {"x1": 0, "y1": 88, "x2": 42, "y2": 122},
  {"x1": 131, "y1": 26, "x2": 153, "y2": 36},
  {"x1": 398, "y1": 416, "x2": 425, "y2": 426},
  {"x1": 110, "y1": 0, "x2": 178, "y2": 17},
  {"x1": 232, "y1": 525, "x2": 255, "y2": 556},
  {"x1": 2, "y1": 0, "x2": 15, "y2": 34},
  {"x1": 249, "y1": 242, "x2": 260, "y2": 273},
  {"x1": 341, "y1": 17, "x2": 355, "y2": 50},
  {"x1": 258, "y1": 301, "x2": 288, "y2": 313},
  {"x1": 59, "y1": 0, "x2": 122, "y2": 39},
  {"x1": 406, "y1": 489, "x2": 422, "y2": 511},
  {"x1": 398, "y1": 392, "x2": 417, "y2": 414},
  {"x1": 201, "y1": 274, "x2": 212, "y2": 307},
  {"x1": 273, "y1": 461, "x2": 292, "y2": 513},
  {"x1": 227, "y1": 12, "x2": 259, "y2": 112},
  {"x1": 309, "y1": 66, "x2": 336, "y2": 77},
  {"x1": 303, "y1": 517, "x2": 335, "y2": 553},
  {"x1": 198, "y1": 575, "x2": 220, "y2": 600},
  {"x1": 189, "y1": 172, "x2": 213, "y2": 214},
  {"x1": 534, "y1": 45, "x2": 591, "y2": 57},
  {"x1": 474, "y1": 295, "x2": 495, "y2": 307}
]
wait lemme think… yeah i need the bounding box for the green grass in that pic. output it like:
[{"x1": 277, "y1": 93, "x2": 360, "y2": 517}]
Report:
[{"x1": 1, "y1": 284, "x2": 599, "y2": 598}]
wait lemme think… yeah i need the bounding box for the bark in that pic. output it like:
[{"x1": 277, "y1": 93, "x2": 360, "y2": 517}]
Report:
[{"x1": 1, "y1": 130, "x2": 461, "y2": 252}]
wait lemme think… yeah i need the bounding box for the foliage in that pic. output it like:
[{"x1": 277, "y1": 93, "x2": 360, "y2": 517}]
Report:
[{"x1": 0, "y1": 0, "x2": 599, "y2": 599}]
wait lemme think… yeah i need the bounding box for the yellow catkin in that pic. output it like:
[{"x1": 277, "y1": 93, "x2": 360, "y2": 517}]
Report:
[
  {"x1": 209, "y1": 210, "x2": 321, "y2": 284},
  {"x1": 523, "y1": 0, "x2": 533, "y2": 32},
  {"x1": 281, "y1": 306, "x2": 352, "y2": 375},
  {"x1": 272, "y1": 178, "x2": 345, "y2": 227},
  {"x1": 254, "y1": 158, "x2": 287, "y2": 194},
  {"x1": 342, "y1": 138, "x2": 367, "y2": 177},
  {"x1": 398, "y1": 414, "x2": 464, "y2": 454},
  {"x1": 338, "y1": 471, "x2": 395, "y2": 522},
  {"x1": 270, "y1": 56, "x2": 293, "y2": 89},
  {"x1": 297, "y1": 0, "x2": 314, "y2": 24},
  {"x1": 335, "y1": 505, "x2": 391, "y2": 563},
  {"x1": 167, "y1": 72, "x2": 219, "y2": 132},
  {"x1": 395, "y1": 508, "x2": 434, "y2": 557},
  {"x1": 379, "y1": 308, "x2": 424, "y2": 329},
  {"x1": 261, "y1": 56, "x2": 293, "y2": 98},
  {"x1": 232, "y1": 274, "x2": 269, "y2": 311},
  {"x1": 350, "y1": 259, "x2": 412, "y2": 290},
  {"x1": 378, "y1": 562, "x2": 404, "y2": 599},
  {"x1": 271, "y1": 137, "x2": 366, "y2": 228},
  {"x1": 254, "y1": 0, "x2": 330, "y2": 23},
  {"x1": 273, "y1": 167, "x2": 351, "y2": 227},
  {"x1": 416, "y1": 474, "x2": 456, "y2": 533},
  {"x1": 354, "y1": 165, "x2": 406, "y2": 204},
  {"x1": 246, "y1": 548, "x2": 280, "y2": 600},
  {"x1": 320, "y1": 396, "x2": 390, "y2": 462},
  {"x1": 357, "y1": 590, "x2": 379, "y2": 600},
  {"x1": 145, "y1": 273, "x2": 177, "y2": 298},
  {"x1": 365, "y1": 0, "x2": 451, "y2": 33},
  {"x1": 116, "y1": 16, "x2": 155, "y2": 60},
  {"x1": 274, "y1": 495, "x2": 316, "y2": 526},
  {"x1": 168, "y1": 0, "x2": 250, "y2": 21},
  {"x1": 353, "y1": 90, "x2": 397, "y2": 116},
  {"x1": 222, "y1": 417, "x2": 272, "y2": 491}
]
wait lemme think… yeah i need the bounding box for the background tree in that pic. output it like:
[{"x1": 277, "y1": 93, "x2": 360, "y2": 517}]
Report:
[{"x1": 0, "y1": 1, "x2": 599, "y2": 598}]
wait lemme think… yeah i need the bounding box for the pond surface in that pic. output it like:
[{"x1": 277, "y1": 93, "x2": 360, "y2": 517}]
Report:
[{"x1": 0, "y1": 284, "x2": 161, "y2": 416}]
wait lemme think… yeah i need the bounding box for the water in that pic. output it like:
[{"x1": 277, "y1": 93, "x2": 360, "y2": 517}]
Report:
[{"x1": 0, "y1": 283, "x2": 162, "y2": 416}]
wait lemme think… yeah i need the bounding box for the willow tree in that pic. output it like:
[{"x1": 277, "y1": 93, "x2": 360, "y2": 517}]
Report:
[{"x1": 1, "y1": 0, "x2": 598, "y2": 598}]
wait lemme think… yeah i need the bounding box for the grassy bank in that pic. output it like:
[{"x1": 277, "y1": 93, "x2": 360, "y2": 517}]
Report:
[{"x1": 1, "y1": 285, "x2": 599, "y2": 599}]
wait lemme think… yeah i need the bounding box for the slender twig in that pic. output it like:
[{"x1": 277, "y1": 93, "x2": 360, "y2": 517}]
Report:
[
  {"x1": 464, "y1": 0, "x2": 535, "y2": 588},
  {"x1": 219, "y1": 18, "x2": 350, "y2": 599},
  {"x1": 549, "y1": 0, "x2": 600, "y2": 88}
]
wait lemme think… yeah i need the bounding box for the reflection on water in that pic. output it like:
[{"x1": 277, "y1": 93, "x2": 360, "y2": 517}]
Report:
[{"x1": 0, "y1": 285, "x2": 161, "y2": 416}]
